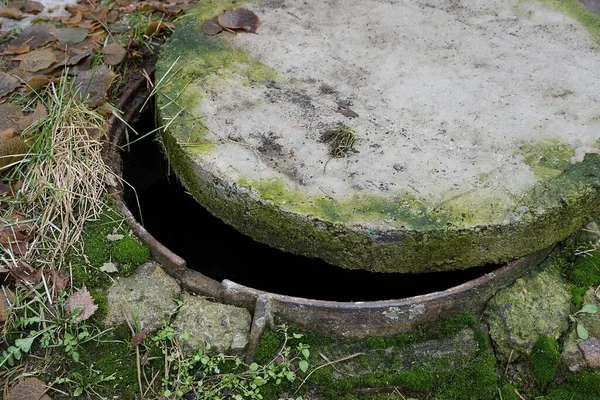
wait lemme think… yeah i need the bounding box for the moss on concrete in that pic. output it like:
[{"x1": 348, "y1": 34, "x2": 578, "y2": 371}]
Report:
[
  {"x1": 516, "y1": 138, "x2": 575, "y2": 180},
  {"x1": 112, "y1": 235, "x2": 150, "y2": 272},
  {"x1": 156, "y1": 2, "x2": 277, "y2": 153},
  {"x1": 530, "y1": 335, "x2": 560, "y2": 384},
  {"x1": 159, "y1": 113, "x2": 600, "y2": 272},
  {"x1": 486, "y1": 255, "x2": 572, "y2": 359},
  {"x1": 537, "y1": 0, "x2": 600, "y2": 44}
]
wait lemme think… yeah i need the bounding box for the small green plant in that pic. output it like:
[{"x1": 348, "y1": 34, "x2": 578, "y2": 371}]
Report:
[
  {"x1": 148, "y1": 324, "x2": 310, "y2": 399},
  {"x1": 55, "y1": 365, "x2": 117, "y2": 397},
  {"x1": 531, "y1": 335, "x2": 560, "y2": 384},
  {"x1": 569, "y1": 304, "x2": 599, "y2": 339},
  {"x1": 1, "y1": 287, "x2": 111, "y2": 369}
]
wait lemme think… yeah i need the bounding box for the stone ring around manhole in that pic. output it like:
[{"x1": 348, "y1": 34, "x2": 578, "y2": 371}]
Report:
[{"x1": 156, "y1": 0, "x2": 600, "y2": 274}]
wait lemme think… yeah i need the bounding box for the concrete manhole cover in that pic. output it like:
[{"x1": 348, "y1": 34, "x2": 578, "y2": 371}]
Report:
[{"x1": 157, "y1": 0, "x2": 600, "y2": 273}]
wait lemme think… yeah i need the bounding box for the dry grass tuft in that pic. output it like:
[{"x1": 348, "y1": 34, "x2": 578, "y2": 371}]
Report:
[{"x1": 8, "y1": 81, "x2": 113, "y2": 267}]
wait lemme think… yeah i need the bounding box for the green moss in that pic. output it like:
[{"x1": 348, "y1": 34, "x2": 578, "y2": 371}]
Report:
[
  {"x1": 71, "y1": 327, "x2": 140, "y2": 399},
  {"x1": 67, "y1": 207, "x2": 151, "y2": 288},
  {"x1": 112, "y1": 235, "x2": 150, "y2": 271},
  {"x1": 537, "y1": 0, "x2": 600, "y2": 43},
  {"x1": 161, "y1": 104, "x2": 600, "y2": 272},
  {"x1": 365, "y1": 312, "x2": 477, "y2": 349},
  {"x1": 156, "y1": 2, "x2": 278, "y2": 152},
  {"x1": 531, "y1": 335, "x2": 560, "y2": 384},
  {"x1": 545, "y1": 371, "x2": 600, "y2": 400},
  {"x1": 500, "y1": 383, "x2": 522, "y2": 400},
  {"x1": 516, "y1": 138, "x2": 575, "y2": 180},
  {"x1": 253, "y1": 328, "x2": 285, "y2": 365}
]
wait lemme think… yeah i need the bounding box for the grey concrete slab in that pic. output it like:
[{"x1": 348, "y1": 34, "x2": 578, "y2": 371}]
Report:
[{"x1": 157, "y1": 0, "x2": 600, "y2": 272}]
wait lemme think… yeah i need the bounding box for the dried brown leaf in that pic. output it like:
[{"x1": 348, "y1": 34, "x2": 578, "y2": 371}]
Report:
[
  {"x1": 0, "y1": 104, "x2": 24, "y2": 132},
  {"x1": 102, "y1": 43, "x2": 127, "y2": 65},
  {"x1": 144, "y1": 20, "x2": 167, "y2": 37},
  {"x1": 54, "y1": 27, "x2": 89, "y2": 45},
  {"x1": 0, "y1": 7, "x2": 22, "y2": 20},
  {"x1": 0, "y1": 135, "x2": 26, "y2": 170},
  {"x1": 73, "y1": 66, "x2": 116, "y2": 107},
  {"x1": 18, "y1": 101, "x2": 47, "y2": 131},
  {"x1": 63, "y1": 10, "x2": 82, "y2": 25},
  {"x1": 6, "y1": 377, "x2": 51, "y2": 400},
  {"x1": 7, "y1": 23, "x2": 57, "y2": 50},
  {"x1": 0, "y1": 214, "x2": 34, "y2": 243},
  {"x1": 131, "y1": 329, "x2": 147, "y2": 346},
  {"x1": 0, "y1": 72, "x2": 21, "y2": 99},
  {"x1": 23, "y1": 1, "x2": 45, "y2": 14},
  {"x1": 65, "y1": 286, "x2": 97, "y2": 321},
  {"x1": 2, "y1": 43, "x2": 30, "y2": 55},
  {"x1": 218, "y1": 8, "x2": 260, "y2": 33},
  {"x1": 25, "y1": 75, "x2": 52, "y2": 92},
  {"x1": 8, "y1": 261, "x2": 40, "y2": 285},
  {"x1": 66, "y1": 49, "x2": 92, "y2": 66},
  {"x1": 0, "y1": 287, "x2": 14, "y2": 322},
  {"x1": 202, "y1": 17, "x2": 223, "y2": 36},
  {"x1": 19, "y1": 49, "x2": 57, "y2": 73},
  {"x1": 53, "y1": 271, "x2": 70, "y2": 291}
]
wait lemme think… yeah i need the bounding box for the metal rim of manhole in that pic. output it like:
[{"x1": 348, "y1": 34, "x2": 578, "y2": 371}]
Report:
[{"x1": 104, "y1": 66, "x2": 553, "y2": 345}]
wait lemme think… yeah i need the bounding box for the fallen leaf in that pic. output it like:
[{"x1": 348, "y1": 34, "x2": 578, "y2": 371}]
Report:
[
  {"x1": 73, "y1": 66, "x2": 116, "y2": 107},
  {"x1": 0, "y1": 136, "x2": 26, "y2": 170},
  {"x1": 0, "y1": 72, "x2": 21, "y2": 99},
  {"x1": 18, "y1": 101, "x2": 47, "y2": 131},
  {"x1": 0, "y1": 7, "x2": 22, "y2": 20},
  {"x1": 202, "y1": 17, "x2": 223, "y2": 36},
  {"x1": 63, "y1": 10, "x2": 82, "y2": 26},
  {"x1": 7, "y1": 377, "x2": 51, "y2": 400},
  {"x1": 131, "y1": 329, "x2": 147, "y2": 346},
  {"x1": 1, "y1": 43, "x2": 30, "y2": 55},
  {"x1": 65, "y1": 286, "x2": 97, "y2": 321},
  {"x1": 7, "y1": 23, "x2": 57, "y2": 50},
  {"x1": 19, "y1": 49, "x2": 57, "y2": 73},
  {"x1": 144, "y1": 20, "x2": 167, "y2": 37},
  {"x1": 54, "y1": 27, "x2": 89, "y2": 45},
  {"x1": 0, "y1": 104, "x2": 25, "y2": 132},
  {"x1": 23, "y1": 1, "x2": 45, "y2": 14},
  {"x1": 8, "y1": 261, "x2": 40, "y2": 285},
  {"x1": 102, "y1": 43, "x2": 127, "y2": 65},
  {"x1": 100, "y1": 262, "x2": 118, "y2": 273},
  {"x1": 218, "y1": 8, "x2": 260, "y2": 33},
  {"x1": 0, "y1": 287, "x2": 14, "y2": 322},
  {"x1": 53, "y1": 272, "x2": 70, "y2": 291},
  {"x1": 25, "y1": 75, "x2": 52, "y2": 92},
  {"x1": 66, "y1": 49, "x2": 92, "y2": 66}
]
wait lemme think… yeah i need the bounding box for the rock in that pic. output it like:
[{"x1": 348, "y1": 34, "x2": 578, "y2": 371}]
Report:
[
  {"x1": 485, "y1": 260, "x2": 571, "y2": 360},
  {"x1": 172, "y1": 293, "x2": 252, "y2": 354},
  {"x1": 562, "y1": 330, "x2": 586, "y2": 372},
  {"x1": 104, "y1": 262, "x2": 181, "y2": 332},
  {"x1": 578, "y1": 337, "x2": 600, "y2": 368}
]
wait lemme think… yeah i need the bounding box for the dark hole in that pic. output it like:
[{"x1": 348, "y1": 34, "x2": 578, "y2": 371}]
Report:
[{"x1": 121, "y1": 103, "x2": 503, "y2": 302}]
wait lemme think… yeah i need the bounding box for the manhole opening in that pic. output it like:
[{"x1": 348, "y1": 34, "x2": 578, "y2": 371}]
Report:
[{"x1": 121, "y1": 104, "x2": 505, "y2": 302}]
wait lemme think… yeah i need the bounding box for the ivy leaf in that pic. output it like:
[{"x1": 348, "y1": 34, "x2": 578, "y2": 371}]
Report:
[
  {"x1": 577, "y1": 323, "x2": 589, "y2": 340},
  {"x1": 580, "y1": 304, "x2": 598, "y2": 315},
  {"x1": 299, "y1": 360, "x2": 309, "y2": 373}
]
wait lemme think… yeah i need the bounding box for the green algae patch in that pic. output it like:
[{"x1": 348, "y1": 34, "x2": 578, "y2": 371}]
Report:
[
  {"x1": 156, "y1": 2, "x2": 278, "y2": 153},
  {"x1": 516, "y1": 138, "x2": 575, "y2": 180},
  {"x1": 537, "y1": 0, "x2": 600, "y2": 44}
]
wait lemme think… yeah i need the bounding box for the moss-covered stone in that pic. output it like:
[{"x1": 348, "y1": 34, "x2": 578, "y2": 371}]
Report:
[
  {"x1": 485, "y1": 257, "x2": 572, "y2": 360},
  {"x1": 531, "y1": 335, "x2": 560, "y2": 384}
]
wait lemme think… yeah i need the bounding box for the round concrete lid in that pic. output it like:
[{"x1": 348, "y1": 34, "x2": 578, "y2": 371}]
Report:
[{"x1": 157, "y1": 0, "x2": 600, "y2": 273}]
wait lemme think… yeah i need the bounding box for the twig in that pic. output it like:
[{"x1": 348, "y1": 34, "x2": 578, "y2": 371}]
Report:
[
  {"x1": 514, "y1": 388, "x2": 527, "y2": 400},
  {"x1": 498, "y1": 387, "x2": 503, "y2": 400},
  {"x1": 504, "y1": 349, "x2": 514, "y2": 377},
  {"x1": 293, "y1": 352, "x2": 363, "y2": 395}
]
